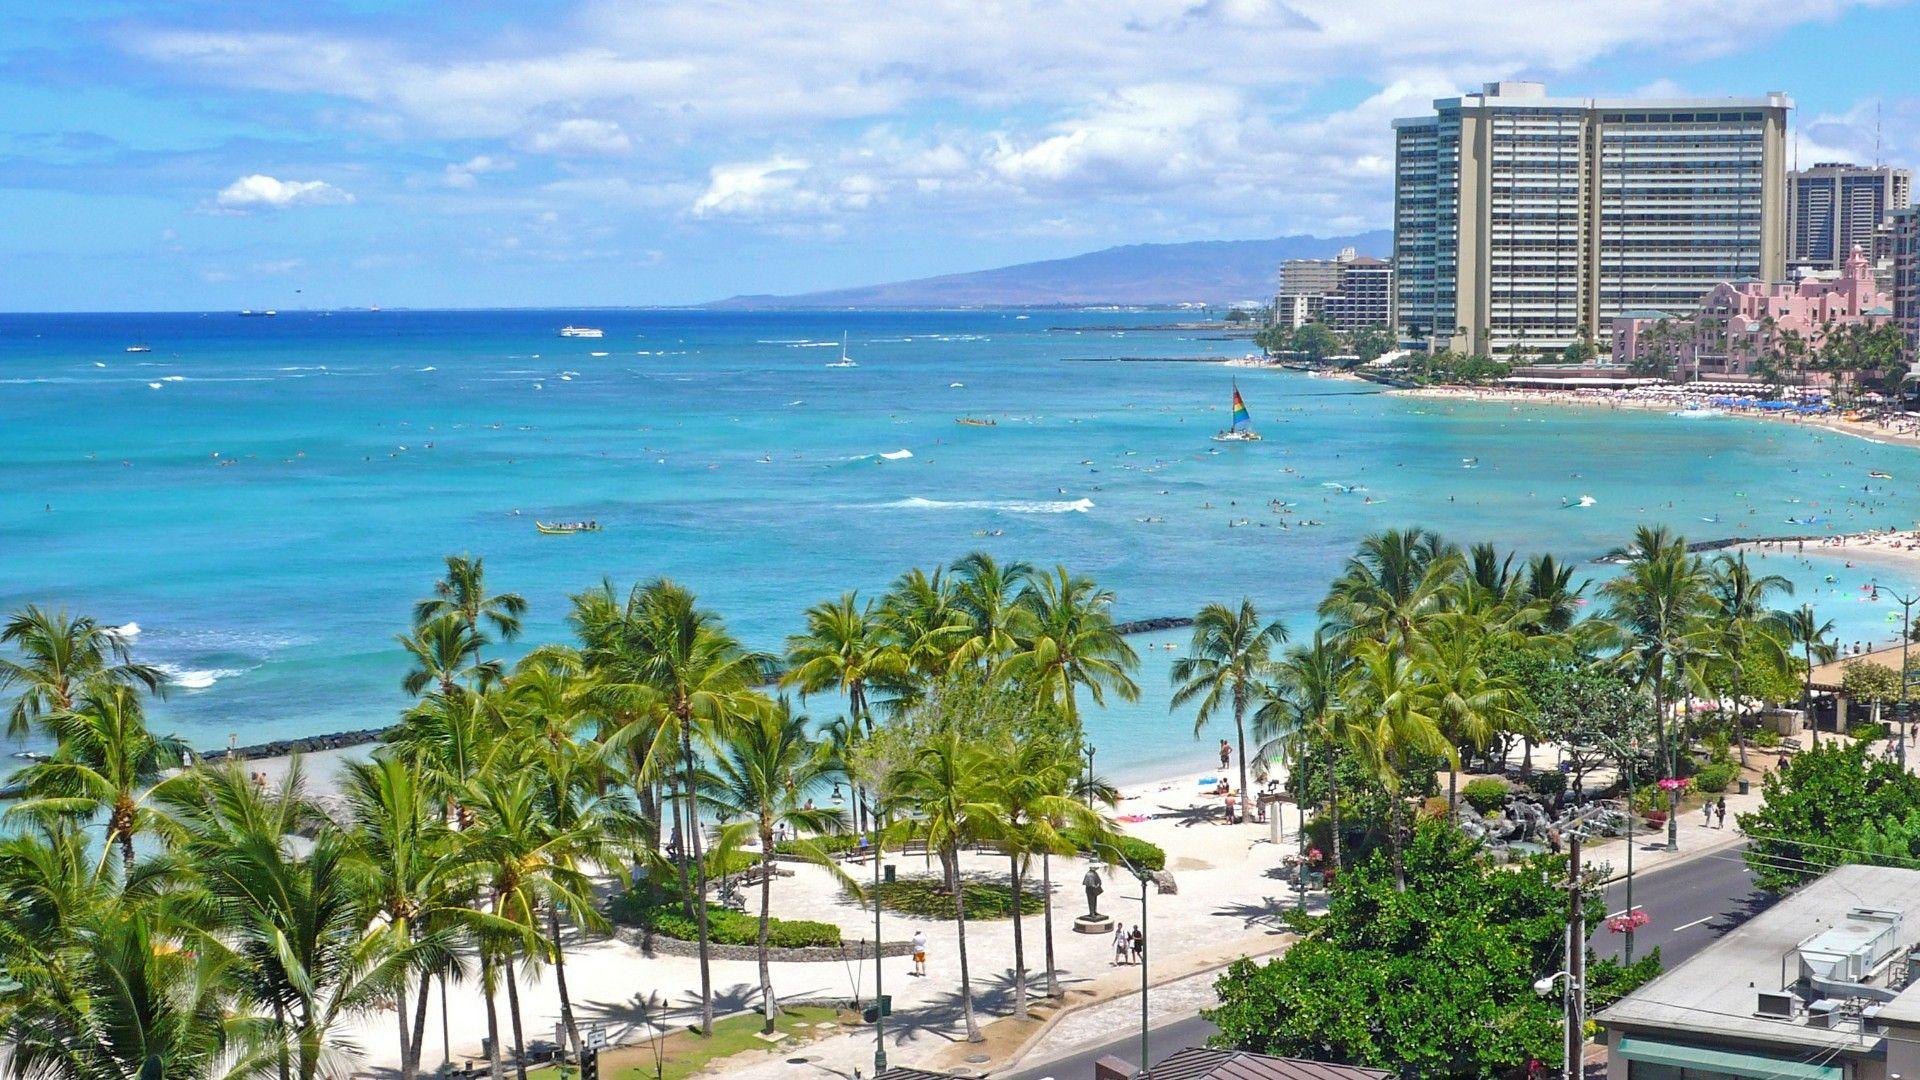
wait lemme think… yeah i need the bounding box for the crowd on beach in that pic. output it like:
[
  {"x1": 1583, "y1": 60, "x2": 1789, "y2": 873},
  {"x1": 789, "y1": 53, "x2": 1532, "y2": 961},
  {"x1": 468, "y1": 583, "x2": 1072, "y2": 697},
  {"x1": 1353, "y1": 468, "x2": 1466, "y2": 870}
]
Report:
[{"x1": 1400, "y1": 383, "x2": 1920, "y2": 447}]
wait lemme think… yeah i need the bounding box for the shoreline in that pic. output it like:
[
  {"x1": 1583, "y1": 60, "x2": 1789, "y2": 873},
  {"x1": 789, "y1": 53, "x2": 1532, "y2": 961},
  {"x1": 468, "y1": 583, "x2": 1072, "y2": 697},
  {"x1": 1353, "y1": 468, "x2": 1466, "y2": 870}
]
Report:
[{"x1": 1392, "y1": 383, "x2": 1920, "y2": 450}]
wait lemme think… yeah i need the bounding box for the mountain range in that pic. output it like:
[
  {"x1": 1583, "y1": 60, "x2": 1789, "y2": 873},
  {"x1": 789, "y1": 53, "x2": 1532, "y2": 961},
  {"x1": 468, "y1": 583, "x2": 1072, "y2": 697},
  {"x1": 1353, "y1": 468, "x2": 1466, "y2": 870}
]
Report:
[{"x1": 704, "y1": 231, "x2": 1391, "y2": 309}]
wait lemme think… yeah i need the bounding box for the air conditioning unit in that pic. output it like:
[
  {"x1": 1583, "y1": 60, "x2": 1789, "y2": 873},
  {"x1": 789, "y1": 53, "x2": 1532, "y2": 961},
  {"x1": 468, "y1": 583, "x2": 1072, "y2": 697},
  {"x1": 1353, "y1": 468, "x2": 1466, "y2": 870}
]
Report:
[
  {"x1": 1808, "y1": 1000, "x2": 1840, "y2": 1029},
  {"x1": 1756, "y1": 991, "x2": 1796, "y2": 1018}
]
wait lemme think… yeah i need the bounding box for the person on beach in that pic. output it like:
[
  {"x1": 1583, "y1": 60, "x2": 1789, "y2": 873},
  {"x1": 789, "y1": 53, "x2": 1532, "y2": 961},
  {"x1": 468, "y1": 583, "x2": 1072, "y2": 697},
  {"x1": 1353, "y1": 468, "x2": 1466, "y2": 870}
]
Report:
[
  {"x1": 1219, "y1": 740, "x2": 1231, "y2": 770},
  {"x1": 1131, "y1": 926, "x2": 1145, "y2": 964},
  {"x1": 1114, "y1": 924, "x2": 1129, "y2": 965},
  {"x1": 911, "y1": 930, "x2": 927, "y2": 976},
  {"x1": 1702, "y1": 801, "x2": 1713, "y2": 828}
]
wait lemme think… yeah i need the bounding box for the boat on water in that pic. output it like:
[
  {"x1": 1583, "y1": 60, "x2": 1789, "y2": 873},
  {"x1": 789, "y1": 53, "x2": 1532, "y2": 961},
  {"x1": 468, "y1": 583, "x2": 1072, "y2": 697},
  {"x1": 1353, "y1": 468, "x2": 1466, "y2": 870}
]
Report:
[
  {"x1": 536, "y1": 521, "x2": 601, "y2": 535},
  {"x1": 238, "y1": 310, "x2": 277, "y2": 317},
  {"x1": 125, "y1": 344, "x2": 151, "y2": 353},
  {"x1": 559, "y1": 326, "x2": 604, "y2": 338},
  {"x1": 955, "y1": 417, "x2": 996, "y2": 427},
  {"x1": 826, "y1": 333, "x2": 858, "y2": 368},
  {"x1": 1870, "y1": 471, "x2": 1895, "y2": 479},
  {"x1": 1210, "y1": 382, "x2": 1260, "y2": 442}
]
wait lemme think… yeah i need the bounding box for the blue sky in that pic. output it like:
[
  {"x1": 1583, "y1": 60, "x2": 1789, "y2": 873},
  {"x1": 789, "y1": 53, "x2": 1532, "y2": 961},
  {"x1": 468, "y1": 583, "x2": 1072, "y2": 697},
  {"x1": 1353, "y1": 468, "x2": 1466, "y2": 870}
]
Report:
[{"x1": 2, "y1": 0, "x2": 1917, "y2": 310}]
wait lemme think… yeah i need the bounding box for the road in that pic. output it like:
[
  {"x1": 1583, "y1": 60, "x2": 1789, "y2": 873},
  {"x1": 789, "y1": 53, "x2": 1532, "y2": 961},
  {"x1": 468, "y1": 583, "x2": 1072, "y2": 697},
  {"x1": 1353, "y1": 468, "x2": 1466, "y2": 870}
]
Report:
[{"x1": 1002, "y1": 842, "x2": 1769, "y2": 1080}]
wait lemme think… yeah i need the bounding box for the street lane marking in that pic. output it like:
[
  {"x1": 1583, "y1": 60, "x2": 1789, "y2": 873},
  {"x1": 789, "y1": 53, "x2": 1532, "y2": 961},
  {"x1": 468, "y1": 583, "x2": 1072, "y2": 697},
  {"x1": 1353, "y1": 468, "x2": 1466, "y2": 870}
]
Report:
[{"x1": 1673, "y1": 915, "x2": 1715, "y2": 932}]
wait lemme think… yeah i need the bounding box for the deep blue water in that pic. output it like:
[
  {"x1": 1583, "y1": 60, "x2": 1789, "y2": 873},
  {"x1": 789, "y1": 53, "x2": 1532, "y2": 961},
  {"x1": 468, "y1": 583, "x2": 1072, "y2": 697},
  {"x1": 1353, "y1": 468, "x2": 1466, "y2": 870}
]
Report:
[{"x1": 3, "y1": 308, "x2": 1917, "y2": 781}]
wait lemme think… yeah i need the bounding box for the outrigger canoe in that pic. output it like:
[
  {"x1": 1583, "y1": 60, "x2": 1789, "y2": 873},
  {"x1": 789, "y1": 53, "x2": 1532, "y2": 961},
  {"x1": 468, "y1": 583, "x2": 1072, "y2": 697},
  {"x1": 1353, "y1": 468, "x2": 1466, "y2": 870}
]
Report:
[{"x1": 536, "y1": 522, "x2": 601, "y2": 535}]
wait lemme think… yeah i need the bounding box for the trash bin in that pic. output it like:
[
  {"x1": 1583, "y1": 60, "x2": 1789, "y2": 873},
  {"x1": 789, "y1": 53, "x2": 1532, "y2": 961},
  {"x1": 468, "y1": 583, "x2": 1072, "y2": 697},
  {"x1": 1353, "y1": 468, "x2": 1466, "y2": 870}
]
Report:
[
  {"x1": 883, "y1": 863, "x2": 896, "y2": 883},
  {"x1": 1738, "y1": 779, "x2": 1750, "y2": 795}
]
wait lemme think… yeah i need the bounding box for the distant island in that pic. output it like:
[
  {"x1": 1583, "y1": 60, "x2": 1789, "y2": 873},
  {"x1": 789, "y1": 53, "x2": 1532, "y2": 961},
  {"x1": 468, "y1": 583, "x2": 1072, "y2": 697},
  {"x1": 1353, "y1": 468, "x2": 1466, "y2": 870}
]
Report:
[{"x1": 703, "y1": 231, "x2": 1389, "y2": 309}]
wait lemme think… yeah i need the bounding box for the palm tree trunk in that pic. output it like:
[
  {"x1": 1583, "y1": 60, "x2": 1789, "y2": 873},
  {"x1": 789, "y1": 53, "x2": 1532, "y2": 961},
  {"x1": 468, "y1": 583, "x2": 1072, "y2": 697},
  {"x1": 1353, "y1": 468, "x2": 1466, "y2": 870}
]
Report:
[
  {"x1": 1233, "y1": 702, "x2": 1252, "y2": 821},
  {"x1": 951, "y1": 842, "x2": 982, "y2": 1041},
  {"x1": 1447, "y1": 766, "x2": 1458, "y2": 819},
  {"x1": 481, "y1": 953, "x2": 504, "y2": 1080},
  {"x1": 1390, "y1": 794, "x2": 1407, "y2": 893},
  {"x1": 1805, "y1": 644, "x2": 1819, "y2": 749},
  {"x1": 680, "y1": 720, "x2": 716, "y2": 1035},
  {"x1": 1010, "y1": 853, "x2": 1029, "y2": 1020},
  {"x1": 505, "y1": 963, "x2": 528, "y2": 1080},
  {"x1": 671, "y1": 793, "x2": 692, "y2": 917},
  {"x1": 407, "y1": 967, "x2": 434, "y2": 1076},
  {"x1": 549, "y1": 904, "x2": 581, "y2": 1054},
  {"x1": 758, "y1": 824, "x2": 778, "y2": 1034},
  {"x1": 1325, "y1": 737, "x2": 1342, "y2": 872},
  {"x1": 274, "y1": 1002, "x2": 291, "y2": 1080},
  {"x1": 1041, "y1": 851, "x2": 1061, "y2": 998},
  {"x1": 397, "y1": 979, "x2": 415, "y2": 1080}
]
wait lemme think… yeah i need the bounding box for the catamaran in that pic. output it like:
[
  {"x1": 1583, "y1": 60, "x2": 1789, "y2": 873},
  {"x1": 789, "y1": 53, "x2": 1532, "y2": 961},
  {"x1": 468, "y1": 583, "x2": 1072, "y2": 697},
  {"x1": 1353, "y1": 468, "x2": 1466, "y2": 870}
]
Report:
[
  {"x1": 558, "y1": 326, "x2": 604, "y2": 338},
  {"x1": 826, "y1": 333, "x2": 858, "y2": 368},
  {"x1": 1211, "y1": 382, "x2": 1261, "y2": 442}
]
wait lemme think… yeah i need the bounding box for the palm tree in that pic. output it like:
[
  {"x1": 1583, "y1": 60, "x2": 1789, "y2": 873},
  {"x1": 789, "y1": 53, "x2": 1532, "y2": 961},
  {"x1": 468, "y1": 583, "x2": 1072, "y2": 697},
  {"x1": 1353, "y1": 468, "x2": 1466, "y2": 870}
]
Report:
[
  {"x1": 1320, "y1": 528, "x2": 1461, "y2": 645},
  {"x1": 876, "y1": 567, "x2": 971, "y2": 696},
  {"x1": 385, "y1": 688, "x2": 510, "y2": 830},
  {"x1": 950, "y1": 551, "x2": 1035, "y2": 670},
  {"x1": 1419, "y1": 613, "x2": 1524, "y2": 814},
  {"x1": 1707, "y1": 554, "x2": 1794, "y2": 769},
  {"x1": 705, "y1": 702, "x2": 852, "y2": 1033},
  {"x1": 1006, "y1": 566, "x2": 1140, "y2": 726},
  {"x1": 398, "y1": 614, "x2": 502, "y2": 698},
  {"x1": 593, "y1": 579, "x2": 771, "y2": 1036},
  {"x1": 883, "y1": 730, "x2": 997, "y2": 1042},
  {"x1": 1523, "y1": 553, "x2": 1587, "y2": 635},
  {"x1": 1260, "y1": 628, "x2": 1352, "y2": 869},
  {"x1": 0, "y1": 605, "x2": 165, "y2": 738},
  {"x1": 979, "y1": 731, "x2": 1104, "y2": 1018},
  {"x1": 1342, "y1": 642, "x2": 1450, "y2": 891},
  {"x1": 569, "y1": 581, "x2": 671, "y2": 857},
  {"x1": 1783, "y1": 604, "x2": 1838, "y2": 747},
  {"x1": 414, "y1": 554, "x2": 529, "y2": 642},
  {"x1": 1170, "y1": 599, "x2": 1288, "y2": 820},
  {"x1": 6, "y1": 685, "x2": 190, "y2": 872},
  {"x1": 1601, "y1": 525, "x2": 1712, "y2": 850},
  {"x1": 340, "y1": 756, "x2": 470, "y2": 1080},
  {"x1": 781, "y1": 592, "x2": 901, "y2": 735}
]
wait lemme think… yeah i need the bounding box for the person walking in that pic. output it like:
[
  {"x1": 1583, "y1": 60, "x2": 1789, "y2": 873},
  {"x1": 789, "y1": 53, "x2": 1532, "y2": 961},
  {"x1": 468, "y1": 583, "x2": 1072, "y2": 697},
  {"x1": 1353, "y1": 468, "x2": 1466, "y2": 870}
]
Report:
[
  {"x1": 1702, "y1": 800, "x2": 1713, "y2": 828},
  {"x1": 1219, "y1": 739, "x2": 1232, "y2": 771},
  {"x1": 1715, "y1": 796, "x2": 1727, "y2": 829},
  {"x1": 1113, "y1": 924, "x2": 1129, "y2": 966},
  {"x1": 911, "y1": 930, "x2": 927, "y2": 977},
  {"x1": 1130, "y1": 925, "x2": 1145, "y2": 965}
]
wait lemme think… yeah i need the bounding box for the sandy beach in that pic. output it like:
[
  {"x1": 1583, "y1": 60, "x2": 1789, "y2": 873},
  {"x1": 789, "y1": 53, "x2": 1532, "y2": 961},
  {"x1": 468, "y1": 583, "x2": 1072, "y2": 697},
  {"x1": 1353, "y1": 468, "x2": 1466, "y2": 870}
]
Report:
[{"x1": 1393, "y1": 383, "x2": 1920, "y2": 450}]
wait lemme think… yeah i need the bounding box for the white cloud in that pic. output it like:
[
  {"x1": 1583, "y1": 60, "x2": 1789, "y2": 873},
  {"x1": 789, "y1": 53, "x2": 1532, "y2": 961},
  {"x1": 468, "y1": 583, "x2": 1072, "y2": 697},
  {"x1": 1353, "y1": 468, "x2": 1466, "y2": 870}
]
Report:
[
  {"x1": 691, "y1": 156, "x2": 820, "y2": 217},
  {"x1": 522, "y1": 119, "x2": 631, "y2": 156},
  {"x1": 444, "y1": 154, "x2": 514, "y2": 188},
  {"x1": 214, "y1": 174, "x2": 354, "y2": 209}
]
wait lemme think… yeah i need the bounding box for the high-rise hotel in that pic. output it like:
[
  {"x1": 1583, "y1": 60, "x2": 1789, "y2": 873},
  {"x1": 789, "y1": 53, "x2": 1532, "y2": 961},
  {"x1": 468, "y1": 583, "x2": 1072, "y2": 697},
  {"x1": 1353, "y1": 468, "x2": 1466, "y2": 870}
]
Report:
[{"x1": 1392, "y1": 82, "x2": 1791, "y2": 356}]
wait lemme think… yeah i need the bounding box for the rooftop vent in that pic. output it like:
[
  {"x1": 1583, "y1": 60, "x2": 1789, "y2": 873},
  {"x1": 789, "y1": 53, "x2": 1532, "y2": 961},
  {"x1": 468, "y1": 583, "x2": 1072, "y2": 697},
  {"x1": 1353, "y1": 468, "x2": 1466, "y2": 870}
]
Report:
[{"x1": 1799, "y1": 909, "x2": 1905, "y2": 1002}]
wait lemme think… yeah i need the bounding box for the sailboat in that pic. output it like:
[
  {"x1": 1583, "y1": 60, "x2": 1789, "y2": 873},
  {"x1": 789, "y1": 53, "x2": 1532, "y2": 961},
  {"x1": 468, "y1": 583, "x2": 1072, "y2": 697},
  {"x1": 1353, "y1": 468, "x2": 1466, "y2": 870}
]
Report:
[
  {"x1": 1211, "y1": 381, "x2": 1261, "y2": 442},
  {"x1": 826, "y1": 333, "x2": 858, "y2": 368}
]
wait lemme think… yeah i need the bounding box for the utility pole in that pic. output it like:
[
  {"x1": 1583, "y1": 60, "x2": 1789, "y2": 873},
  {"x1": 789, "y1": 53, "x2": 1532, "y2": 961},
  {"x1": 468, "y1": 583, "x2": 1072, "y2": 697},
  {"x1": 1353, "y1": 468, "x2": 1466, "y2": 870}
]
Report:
[
  {"x1": 1895, "y1": 591, "x2": 1917, "y2": 772},
  {"x1": 1566, "y1": 833, "x2": 1586, "y2": 1080},
  {"x1": 871, "y1": 782, "x2": 887, "y2": 1075}
]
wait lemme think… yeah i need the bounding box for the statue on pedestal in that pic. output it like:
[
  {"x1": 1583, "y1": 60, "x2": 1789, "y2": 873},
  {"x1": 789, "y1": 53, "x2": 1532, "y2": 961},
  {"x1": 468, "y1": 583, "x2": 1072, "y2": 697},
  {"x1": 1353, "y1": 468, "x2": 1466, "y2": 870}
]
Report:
[{"x1": 1083, "y1": 867, "x2": 1104, "y2": 918}]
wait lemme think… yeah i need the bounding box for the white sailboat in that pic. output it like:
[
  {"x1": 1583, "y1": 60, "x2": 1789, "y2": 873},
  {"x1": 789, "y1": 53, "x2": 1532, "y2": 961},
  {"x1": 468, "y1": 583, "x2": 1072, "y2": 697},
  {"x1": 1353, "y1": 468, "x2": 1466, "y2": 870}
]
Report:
[
  {"x1": 826, "y1": 333, "x2": 859, "y2": 368},
  {"x1": 1210, "y1": 381, "x2": 1261, "y2": 442}
]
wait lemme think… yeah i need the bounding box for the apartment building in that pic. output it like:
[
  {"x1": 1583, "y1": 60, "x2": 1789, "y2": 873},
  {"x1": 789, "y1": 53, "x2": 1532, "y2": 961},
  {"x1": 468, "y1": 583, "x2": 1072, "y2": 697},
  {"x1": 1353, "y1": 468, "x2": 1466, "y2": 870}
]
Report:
[
  {"x1": 1275, "y1": 248, "x2": 1393, "y2": 332},
  {"x1": 1393, "y1": 82, "x2": 1791, "y2": 357},
  {"x1": 1789, "y1": 162, "x2": 1911, "y2": 280}
]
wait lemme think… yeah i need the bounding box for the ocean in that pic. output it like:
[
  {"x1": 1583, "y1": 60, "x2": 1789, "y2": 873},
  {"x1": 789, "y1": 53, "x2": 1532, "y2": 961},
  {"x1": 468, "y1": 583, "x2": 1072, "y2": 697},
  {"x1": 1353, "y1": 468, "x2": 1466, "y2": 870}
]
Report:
[{"x1": 3, "y1": 308, "x2": 1918, "y2": 783}]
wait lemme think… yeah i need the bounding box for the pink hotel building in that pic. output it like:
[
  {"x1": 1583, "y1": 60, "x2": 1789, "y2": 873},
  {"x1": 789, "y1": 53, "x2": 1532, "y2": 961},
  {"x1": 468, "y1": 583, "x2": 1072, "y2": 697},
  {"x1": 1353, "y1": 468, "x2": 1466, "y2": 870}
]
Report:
[{"x1": 1611, "y1": 244, "x2": 1892, "y2": 380}]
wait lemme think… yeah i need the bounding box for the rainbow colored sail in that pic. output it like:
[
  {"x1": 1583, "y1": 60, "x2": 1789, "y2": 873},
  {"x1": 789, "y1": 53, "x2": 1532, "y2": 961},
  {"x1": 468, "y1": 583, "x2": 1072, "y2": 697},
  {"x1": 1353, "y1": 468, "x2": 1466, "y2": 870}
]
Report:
[{"x1": 1230, "y1": 384, "x2": 1251, "y2": 429}]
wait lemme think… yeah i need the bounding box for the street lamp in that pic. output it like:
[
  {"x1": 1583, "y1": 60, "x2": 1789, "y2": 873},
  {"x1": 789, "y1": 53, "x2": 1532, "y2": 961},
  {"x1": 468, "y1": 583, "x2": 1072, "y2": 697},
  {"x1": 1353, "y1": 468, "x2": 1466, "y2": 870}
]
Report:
[
  {"x1": 637, "y1": 994, "x2": 667, "y2": 1080},
  {"x1": 1122, "y1": 859, "x2": 1154, "y2": 1076},
  {"x1": 1533, "y1": 971, "x2": 1584, "y2": 1080},
  {"x1": 869, "y1": 780, "x2": 887, "y2": 1075},
  {"x1": 1892, "y1": 590, "x2": 1918, "y2": 772}
]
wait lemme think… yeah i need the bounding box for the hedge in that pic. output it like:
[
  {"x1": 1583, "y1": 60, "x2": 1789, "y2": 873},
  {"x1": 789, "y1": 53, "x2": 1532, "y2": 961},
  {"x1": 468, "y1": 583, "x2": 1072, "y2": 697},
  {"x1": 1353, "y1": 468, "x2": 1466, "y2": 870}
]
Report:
[
  {"x1": 867, "y1": 877, "x2": 1044, "y2": 920},
  {"x1": 608, "y1": 891, "x2": 842, "y2": 948},
  {"x1": 1851, "y1": 721, "x2": 1890, "y2": 743},
  {"x1": 1462, "y1": 778, "x2": 1512, "y2": 815},
  {"x1": 1063, "y1": 828, "x2": 1166, "y2": 872},
  {"x1": 1691, "y1": 760, "x2": 1740, "y2": 794}
]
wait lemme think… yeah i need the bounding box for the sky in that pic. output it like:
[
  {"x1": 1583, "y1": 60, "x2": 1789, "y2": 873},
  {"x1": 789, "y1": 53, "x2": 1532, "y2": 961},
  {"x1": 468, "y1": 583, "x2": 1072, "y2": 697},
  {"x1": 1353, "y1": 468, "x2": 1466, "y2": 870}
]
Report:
[{"x1": 3, "y1": 0, "x2": 1919, "y2": 310}]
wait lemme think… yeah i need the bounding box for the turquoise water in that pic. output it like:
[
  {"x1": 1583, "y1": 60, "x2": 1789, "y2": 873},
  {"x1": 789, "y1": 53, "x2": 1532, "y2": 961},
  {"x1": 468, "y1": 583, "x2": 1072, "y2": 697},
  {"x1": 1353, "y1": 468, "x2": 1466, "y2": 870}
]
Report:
[{"x1": 3, "y1": 309, "x2": 1918, "y2": 782}]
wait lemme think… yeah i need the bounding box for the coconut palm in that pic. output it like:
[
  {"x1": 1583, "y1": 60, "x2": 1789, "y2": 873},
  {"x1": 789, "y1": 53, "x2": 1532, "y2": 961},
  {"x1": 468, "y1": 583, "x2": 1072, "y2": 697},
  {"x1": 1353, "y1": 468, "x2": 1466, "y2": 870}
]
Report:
[
  {"x1": 385, "y1": 688, "x2": 510, "y2": 830},
  {"x1": 591, "y1": 579, "x2": 772, "y2": 1036},
  {"x1": 978, "y1": 730, "x2": 1105, "y2": 1018},
  {"x1": 1005, "y1": 566, "x2": 1140, "y2": 726},
  {"x1": 1259, "y1": 627, "x2": 1352, "y2": 869},
  {"x1": 0, "y1": 605, "x2": 165, "y2": 738},
  {"x1": 568, "y1": 581, "x2": 671, "y2": 855},
  {"x1": 1523, "y1": 553, "x2": 1588, "y2": 635},
  {"x1": 1418, "y1": 613, "x2": 1525, "y2": 814},
  {"x1": 781, "y1": 592, "x2": 902, "y2": 734},
  {"x1": 1320, "y1": 528, "x2": 1461, "y2": 645},
  {"x1": 950, "y1": 551, "x2": 1035, "y2": 671},
  {"x1": 876, "y1": 567, "x2": 971, "y2": 696},
  {"x1": 414, "y1": 554, "x2": 529, "y2": 643},
  {"x1": 1707, "y1": 553, "x2": 1794, "y2": 768},
  {"x1": 1782, "y1": 604, "x2": 1839, "y2": 746},
  {"x1": 883, "y1": 730, "x2": 998, "y2": 1042},
  {"x1": 1341, "y1": 642, "x2": 1450, "y2": 891},
  {"x1": 398, "y1": 614, "x2": 502, "y2": 699},
  {"x1": 6, "y1": 685, "x2": 190, "y2": 872},
  {"x1": 704, "y1": 701, "x2": 852, "y2": 1033},
  {"x1": 1170, "y1": 599, "x2": 1288, "y2": 820},
  {"x1": 1601, "y1": 525, "x2": 1713, "y2": 848}
]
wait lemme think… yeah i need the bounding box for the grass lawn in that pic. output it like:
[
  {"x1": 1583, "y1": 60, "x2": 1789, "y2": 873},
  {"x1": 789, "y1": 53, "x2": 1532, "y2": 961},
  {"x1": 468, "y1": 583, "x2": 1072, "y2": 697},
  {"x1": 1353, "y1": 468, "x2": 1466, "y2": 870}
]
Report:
[{"x1": 600, "y1": 1005, "x2": 849, "y2": 1080}]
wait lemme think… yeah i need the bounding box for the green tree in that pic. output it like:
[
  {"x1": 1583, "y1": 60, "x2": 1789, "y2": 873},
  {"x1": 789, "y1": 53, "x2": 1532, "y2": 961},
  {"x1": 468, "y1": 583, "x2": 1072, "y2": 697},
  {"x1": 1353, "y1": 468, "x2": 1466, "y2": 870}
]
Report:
[
  {"x1": 1343, "y1": 642, "x2": 1450, "y2": 891},
  {"x1": 1172, "y1": 599, "x2": 1289, "y2": 820},
  {"x1": 1005, "y1": 566, "x2": 1140, "y2": 727},
  {"x1": 782, "y1": 592, "x2": 902, "y2": 735},
  {"x1": 1782, "y1": 605, "x2": 1838, "y2": 747},
  {"x1": 413, "y1": 554, "x2": 528, "y2": 643},
  {"x1": 1740, "y1": 739, "x2": 1920, "y2": 891},
  {"x1": 0, "y1": 605, "x2": 165, "y2": 738}
]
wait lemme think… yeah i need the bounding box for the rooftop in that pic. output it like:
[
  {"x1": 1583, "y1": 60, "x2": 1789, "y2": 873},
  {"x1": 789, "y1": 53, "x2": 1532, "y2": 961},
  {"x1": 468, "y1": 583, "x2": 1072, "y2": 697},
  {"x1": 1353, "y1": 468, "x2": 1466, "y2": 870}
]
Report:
[
  {"x1": 1143, "y1": 1047, "x2": 1394, "y2": 1079},
  {"x1": 1599, "y1": 864, "x2": 1920, "y2": 1055}
]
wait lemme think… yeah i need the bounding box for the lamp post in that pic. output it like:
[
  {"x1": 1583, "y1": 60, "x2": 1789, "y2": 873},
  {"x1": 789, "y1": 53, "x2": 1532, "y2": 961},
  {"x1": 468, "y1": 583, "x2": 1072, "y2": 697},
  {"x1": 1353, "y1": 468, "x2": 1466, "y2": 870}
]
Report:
[
  {"x1": 1894, "y1": 590, "x2": 1918, "y2": 772},
  {"x1": 870, "y1": 780, "x2": 887, "y2": 1075},
  {"x1": 1124, "y1": 859, "x2": 1154, "y2": 1076},
  {"x1": 1534, "y1": 971, "x2": 1584, "y2": 1080},
  {"x1": 1084, "y1": 743, "x2": 1097, "y2": 808}
]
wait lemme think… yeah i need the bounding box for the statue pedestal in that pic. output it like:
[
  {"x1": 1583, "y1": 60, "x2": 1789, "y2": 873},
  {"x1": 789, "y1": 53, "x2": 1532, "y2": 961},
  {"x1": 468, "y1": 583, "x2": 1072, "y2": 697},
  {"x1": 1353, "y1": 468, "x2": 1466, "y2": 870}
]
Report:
[{"x1": 1073, "y1": 914, "x2": 1114, "y2": 934}]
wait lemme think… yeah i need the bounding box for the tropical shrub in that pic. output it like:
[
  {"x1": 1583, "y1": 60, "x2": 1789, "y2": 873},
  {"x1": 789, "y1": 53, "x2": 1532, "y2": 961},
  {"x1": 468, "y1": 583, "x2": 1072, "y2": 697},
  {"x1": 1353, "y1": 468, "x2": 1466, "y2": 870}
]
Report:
[
  {"x1": 610, "y1": 890, "x2": 842, "y2": 948},
  {"x1": 866, "y1": 876, "x2": 1043, "y2": 919},
  {"x1": 1741, "y1": 740, "x2": 1920, "y2": 891},
  {"x1": 1691, "y1": 761, "x2": 1740, "y2": 794},
  {"x1": 1065, "y1": 828, "x2": 1165, "y2": 872},
  {"x1": 1850, "y1": 721, "x2": 1889, "y2": 743},
  {"x1": 1462, "y1": 778, "x2": 1511, "y2": 814}
]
